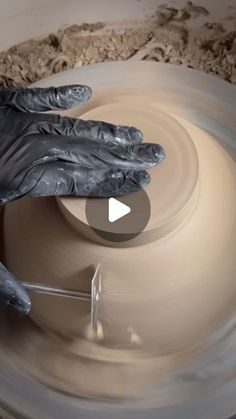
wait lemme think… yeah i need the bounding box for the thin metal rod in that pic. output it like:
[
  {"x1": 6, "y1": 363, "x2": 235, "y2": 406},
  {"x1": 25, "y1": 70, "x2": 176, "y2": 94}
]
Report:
[{"x1": 22, "y1": 282, "x2": 91, "y2": 302}]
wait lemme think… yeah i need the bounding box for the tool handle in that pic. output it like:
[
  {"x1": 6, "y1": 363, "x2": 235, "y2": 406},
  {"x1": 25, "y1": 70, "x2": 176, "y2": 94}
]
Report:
[{"x1": 22, "y1": 282, "x2": 91, "y2": 301}]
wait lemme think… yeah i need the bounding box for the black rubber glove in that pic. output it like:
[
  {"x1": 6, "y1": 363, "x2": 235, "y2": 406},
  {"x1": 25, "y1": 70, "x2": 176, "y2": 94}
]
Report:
[{"x1": 0, "y1": 85, "x2": 165, "y2": 315}]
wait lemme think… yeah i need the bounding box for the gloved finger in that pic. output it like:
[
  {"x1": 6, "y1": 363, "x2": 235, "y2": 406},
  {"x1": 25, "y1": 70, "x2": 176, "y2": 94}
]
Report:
[
  {"x1": 0, "y1": 85, "x2": 92, "y2": 113},
  {"x1": 31, "y1": 114, "x2": 143, "y2": 146},
  {"x1": 22, "y1": 162, "x2": 151, "y2": 197},
  {"x1": 0, "y1": 263, "x2": 31, "y2": 315},
  {"x1": 28, "y1": 134, "x2": 165, "y2": 170}
]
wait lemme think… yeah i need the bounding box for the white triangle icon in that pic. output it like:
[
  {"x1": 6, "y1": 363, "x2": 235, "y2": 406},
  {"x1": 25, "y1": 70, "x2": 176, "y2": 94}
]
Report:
[{"x1": 108, "y1": 198, "x2": 131, "y2": 223}]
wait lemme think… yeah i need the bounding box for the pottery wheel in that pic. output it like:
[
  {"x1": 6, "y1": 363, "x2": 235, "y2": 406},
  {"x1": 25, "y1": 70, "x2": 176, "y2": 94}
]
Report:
[{"x1": 1, "y1": 62, "x2": 236, "y2": 419}]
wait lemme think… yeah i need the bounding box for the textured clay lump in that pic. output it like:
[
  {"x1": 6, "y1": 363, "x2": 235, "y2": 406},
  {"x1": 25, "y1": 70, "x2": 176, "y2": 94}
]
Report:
[{"x1": 1, "y1": 2, "x2": 236, "y2": 89}]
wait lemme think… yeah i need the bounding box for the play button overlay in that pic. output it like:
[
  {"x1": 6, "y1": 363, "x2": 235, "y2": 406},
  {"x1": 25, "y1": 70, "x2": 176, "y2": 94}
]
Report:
[
  {"x1": 85, "y1": 188, "x2": 151, "y2": 243},
  {"x1": 108, "y1": 198, "x2": 131, "y2": 223}
]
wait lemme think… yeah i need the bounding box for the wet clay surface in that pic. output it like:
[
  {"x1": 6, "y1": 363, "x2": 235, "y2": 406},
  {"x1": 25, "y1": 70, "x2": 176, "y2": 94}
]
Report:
[
  {"x1": 2, "y1": 86, "x2": 236, "y2": 400},
  {"x1": 0, "y1": 3, "x2": 236, "y2": 416}
]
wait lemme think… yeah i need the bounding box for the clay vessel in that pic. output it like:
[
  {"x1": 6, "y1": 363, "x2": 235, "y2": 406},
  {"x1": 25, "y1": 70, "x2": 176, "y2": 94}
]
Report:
[{"x1": 3, "y1": 81, "x2": 236, "y2": 354}]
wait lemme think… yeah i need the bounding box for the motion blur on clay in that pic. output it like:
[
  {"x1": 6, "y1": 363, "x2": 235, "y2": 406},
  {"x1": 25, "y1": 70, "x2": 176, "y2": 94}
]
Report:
[{"x1": 0, "y1": 1, "x2": 236, "y2": 419}]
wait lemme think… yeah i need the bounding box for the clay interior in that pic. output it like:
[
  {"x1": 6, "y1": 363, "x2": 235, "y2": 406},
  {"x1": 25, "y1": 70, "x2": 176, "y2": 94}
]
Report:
[{"x1": 2, "y1": 88, "x2": 236, "y2": 399}]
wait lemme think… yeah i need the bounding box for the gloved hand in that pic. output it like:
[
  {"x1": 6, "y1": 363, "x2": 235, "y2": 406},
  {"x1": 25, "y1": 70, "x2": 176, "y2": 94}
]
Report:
[{"x1": 0, "y1": 85, "x2": 165, "y2": 315}]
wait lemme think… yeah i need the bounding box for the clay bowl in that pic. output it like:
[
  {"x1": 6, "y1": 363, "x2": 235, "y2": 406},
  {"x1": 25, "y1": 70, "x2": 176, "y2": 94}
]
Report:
[
  {"x1": 3, "y1": 69, "x2": 236, "y2": 352},
  {"x1": 1, "y1": 62, "x2": 236, "y2": 418}
]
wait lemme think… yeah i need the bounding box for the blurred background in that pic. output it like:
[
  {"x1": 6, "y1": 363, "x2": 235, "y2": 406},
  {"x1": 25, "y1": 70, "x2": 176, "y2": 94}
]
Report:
[{"x1": 0, "y1": 0, "x2": 236, "y2": 89}]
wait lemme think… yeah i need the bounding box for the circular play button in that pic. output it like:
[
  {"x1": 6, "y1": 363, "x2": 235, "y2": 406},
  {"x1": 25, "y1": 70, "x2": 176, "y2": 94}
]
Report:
[{"x1": 85, "y1": 187, "x2": 151, "y2": 243}]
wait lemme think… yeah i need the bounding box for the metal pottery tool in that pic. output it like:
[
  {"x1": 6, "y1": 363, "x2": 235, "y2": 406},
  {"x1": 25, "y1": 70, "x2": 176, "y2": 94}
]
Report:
[{"x1": 21, "y1": 263, "x2": 102, "y2": 336}]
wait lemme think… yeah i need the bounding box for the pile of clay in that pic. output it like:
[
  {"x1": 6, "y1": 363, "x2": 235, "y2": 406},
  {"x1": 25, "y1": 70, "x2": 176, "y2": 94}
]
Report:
[{"x1": 1, "y1": 1, "x2": 236, "y2": 89}]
